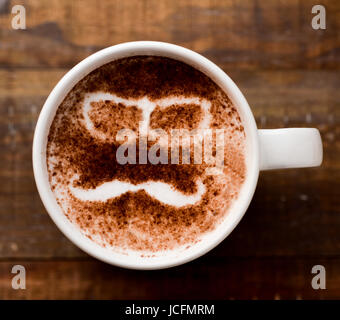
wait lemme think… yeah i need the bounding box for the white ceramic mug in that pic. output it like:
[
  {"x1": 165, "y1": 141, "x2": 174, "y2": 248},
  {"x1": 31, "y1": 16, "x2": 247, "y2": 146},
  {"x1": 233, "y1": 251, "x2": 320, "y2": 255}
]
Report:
[{"x1": 33, "y1": 41, "x2": 323, "y2": 270}]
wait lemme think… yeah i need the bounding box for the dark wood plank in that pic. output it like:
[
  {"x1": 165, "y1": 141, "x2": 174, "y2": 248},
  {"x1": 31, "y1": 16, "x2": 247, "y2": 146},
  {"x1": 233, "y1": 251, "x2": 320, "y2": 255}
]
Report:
[
  {"x1": 0, "y1": 258, "x2": 337, "y2": 299},
  {"x1": 0, "y1": 0, "x2": 339, "y2": 69},
  {"x1": 0, "y1": 69, "x2": 86, "y2": 258},
  {"x1": 0, "y1": 68, "x2": 338, "y2": 259}
]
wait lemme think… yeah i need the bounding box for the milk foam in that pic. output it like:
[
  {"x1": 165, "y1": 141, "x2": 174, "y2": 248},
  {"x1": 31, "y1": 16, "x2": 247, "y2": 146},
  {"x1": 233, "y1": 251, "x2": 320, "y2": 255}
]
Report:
[
  {"x1": 46, "y1": 56, "x2": 247, "y2": 253},
  {"x1": 83, "y1": 92, "x2": 211, "y2": 139}
]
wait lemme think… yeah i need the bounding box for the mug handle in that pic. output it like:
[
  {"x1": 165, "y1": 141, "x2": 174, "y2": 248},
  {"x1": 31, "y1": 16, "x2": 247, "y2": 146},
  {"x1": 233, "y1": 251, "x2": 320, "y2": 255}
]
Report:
[{"x1": 258, "y1": 128, "x2": 323, "y2": 170}]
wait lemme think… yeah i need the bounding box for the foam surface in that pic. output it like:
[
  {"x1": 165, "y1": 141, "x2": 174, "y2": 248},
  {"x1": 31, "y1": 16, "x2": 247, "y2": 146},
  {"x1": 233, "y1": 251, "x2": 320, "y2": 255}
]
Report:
[
  {"x1": 46, "y1": 56, "x2": 247, "y2": 253},
  {"x1": 83, "y1": 92, "x2": 211, "y2": 140}
]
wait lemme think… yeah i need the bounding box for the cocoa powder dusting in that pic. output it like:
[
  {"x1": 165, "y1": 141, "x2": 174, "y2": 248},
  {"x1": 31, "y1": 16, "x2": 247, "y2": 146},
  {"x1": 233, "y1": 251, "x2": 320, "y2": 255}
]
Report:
[{"x1": 47, "y1": 56, "x2": 246, "y2": 253}]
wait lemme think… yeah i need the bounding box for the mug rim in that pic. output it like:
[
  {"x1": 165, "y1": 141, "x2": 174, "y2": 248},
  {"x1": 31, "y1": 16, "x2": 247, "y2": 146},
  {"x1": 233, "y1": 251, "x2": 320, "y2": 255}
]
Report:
[{"x1": 32, "y1": 41, "x2": 259, "y2": 269}]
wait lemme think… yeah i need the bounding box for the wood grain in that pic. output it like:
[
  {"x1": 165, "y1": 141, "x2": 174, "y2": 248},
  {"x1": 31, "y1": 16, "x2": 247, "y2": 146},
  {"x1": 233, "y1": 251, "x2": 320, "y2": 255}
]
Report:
[
  {"x1": 0, "y1": 0, "x2": 339, "y2": 69},
  {"x1": 0, "y1": 258, "x2": 338, "y2": 299},
  {"x1": 0, "y1": 0, "x2": 339, "y2": 300}
]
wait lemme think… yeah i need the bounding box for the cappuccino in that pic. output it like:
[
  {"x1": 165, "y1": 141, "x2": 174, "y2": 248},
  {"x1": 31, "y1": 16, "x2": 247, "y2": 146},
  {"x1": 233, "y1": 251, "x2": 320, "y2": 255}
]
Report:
[{"x1": 46, "y1": 56, "x2": 246, "y2": 253}]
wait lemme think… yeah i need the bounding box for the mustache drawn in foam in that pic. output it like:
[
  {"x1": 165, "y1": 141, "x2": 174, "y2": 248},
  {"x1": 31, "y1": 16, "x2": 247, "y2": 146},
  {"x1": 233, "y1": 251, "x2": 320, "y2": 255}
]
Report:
[{"x1": 70, "y1": 177, "x2": 206, "y2": 207}]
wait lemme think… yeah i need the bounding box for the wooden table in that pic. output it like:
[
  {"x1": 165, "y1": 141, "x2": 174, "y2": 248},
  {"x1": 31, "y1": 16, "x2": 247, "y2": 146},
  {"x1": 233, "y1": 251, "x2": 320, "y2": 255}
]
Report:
[{"x1": 0, "y1": 0, "x2": 339, "y2": 299}]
